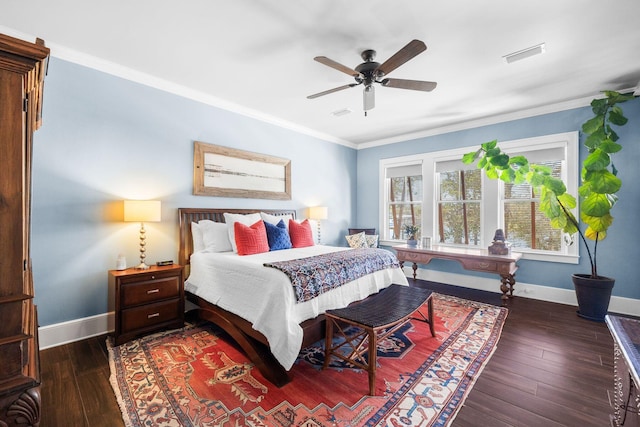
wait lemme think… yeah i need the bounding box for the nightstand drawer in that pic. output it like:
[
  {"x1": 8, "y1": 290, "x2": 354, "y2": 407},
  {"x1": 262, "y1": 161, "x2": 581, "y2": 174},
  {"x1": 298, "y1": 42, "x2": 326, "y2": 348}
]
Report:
[
  {"x1": 109, "y1": 264, "x2": 184, "y2": 345},
  {"x1": 121, "y1": 299, "x2": 181, "y2": 333},
  {"x1": 121, "y1": 276, "x2": 180, "y2": 307}
]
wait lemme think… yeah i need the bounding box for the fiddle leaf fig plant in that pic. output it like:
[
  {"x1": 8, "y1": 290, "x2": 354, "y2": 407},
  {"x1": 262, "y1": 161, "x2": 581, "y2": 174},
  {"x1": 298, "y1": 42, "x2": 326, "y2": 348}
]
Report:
[{"x1": 462, "y1": 90, "x2": 635, "y2": 279}]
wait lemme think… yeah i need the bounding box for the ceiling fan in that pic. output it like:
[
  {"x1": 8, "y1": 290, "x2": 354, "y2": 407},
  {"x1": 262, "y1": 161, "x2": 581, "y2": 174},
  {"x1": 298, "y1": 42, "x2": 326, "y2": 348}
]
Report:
[{"x1": 307, "y1": 39, "x2": 437, "y2": 116}]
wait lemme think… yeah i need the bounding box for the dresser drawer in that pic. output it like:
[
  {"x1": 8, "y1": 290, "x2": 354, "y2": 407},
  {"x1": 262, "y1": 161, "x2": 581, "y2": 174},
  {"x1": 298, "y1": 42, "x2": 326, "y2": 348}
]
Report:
[
  {"x1": 121, "y1": 276, "x2": 180, "y2": 307},
  {"x1": 121, "y1": 299, "x2": 181, "y2": 333}
]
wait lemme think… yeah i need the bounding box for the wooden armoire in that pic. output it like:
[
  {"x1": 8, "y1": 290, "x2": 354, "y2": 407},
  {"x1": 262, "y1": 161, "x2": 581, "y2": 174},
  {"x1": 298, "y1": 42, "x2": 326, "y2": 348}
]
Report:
[{"x1": 0, "y1": 34, "x2": 49, "y2": 426}]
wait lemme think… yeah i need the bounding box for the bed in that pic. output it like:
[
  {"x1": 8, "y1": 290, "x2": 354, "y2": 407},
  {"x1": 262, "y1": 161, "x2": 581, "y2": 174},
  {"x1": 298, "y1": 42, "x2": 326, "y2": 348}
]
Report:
[{"x1": 178, "y1": 208, "x2": 408, "y2": 387}]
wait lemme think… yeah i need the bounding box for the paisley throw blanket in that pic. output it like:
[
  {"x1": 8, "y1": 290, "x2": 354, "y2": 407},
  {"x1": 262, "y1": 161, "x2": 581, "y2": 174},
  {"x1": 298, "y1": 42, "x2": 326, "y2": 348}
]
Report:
[{"x1": 264, "y1": 248, "x2": 400, "y2": 303}]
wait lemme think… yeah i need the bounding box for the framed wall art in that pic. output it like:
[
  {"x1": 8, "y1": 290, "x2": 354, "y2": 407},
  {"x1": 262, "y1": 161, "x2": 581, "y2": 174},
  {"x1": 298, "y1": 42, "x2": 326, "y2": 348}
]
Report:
[{"x1": 193, "y1": 141, "x2": 292, "y2": 200}]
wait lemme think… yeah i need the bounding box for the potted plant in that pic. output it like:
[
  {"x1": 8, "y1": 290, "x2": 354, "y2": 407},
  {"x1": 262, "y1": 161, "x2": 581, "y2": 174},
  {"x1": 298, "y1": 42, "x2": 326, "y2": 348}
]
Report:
[
  {"x1": 462, "y1": 90, "x2": 635, "y2": 321},
  {"x1": 404, "y1": 224, "x2": 420, "y2": 246}
]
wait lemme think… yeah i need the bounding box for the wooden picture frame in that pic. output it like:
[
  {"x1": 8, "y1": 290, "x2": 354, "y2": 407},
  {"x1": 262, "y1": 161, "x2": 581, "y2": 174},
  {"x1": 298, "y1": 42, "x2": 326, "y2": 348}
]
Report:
[{"x1": 193, "y1": 141, "x2": 292, "y2": 200}]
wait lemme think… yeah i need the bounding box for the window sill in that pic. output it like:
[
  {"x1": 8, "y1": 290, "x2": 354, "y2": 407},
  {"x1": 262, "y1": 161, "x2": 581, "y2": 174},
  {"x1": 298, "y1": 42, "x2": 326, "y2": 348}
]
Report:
[
  {"x1": 382, "y1": 240, "x2": 579, "y2": 264},
  {"x1": 514, "y1": 250, "x2": 579, "y2": 264}
]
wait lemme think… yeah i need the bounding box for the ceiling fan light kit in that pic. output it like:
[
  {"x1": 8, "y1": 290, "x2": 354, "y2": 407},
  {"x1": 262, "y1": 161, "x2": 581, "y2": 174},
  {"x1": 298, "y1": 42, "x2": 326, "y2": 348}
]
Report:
[
  {"x1": 308, "y1": 39, "x2": 437, "y2": 116},
  {"x1": 503, "y1": 42, "x2": 546, "y2": 64}
]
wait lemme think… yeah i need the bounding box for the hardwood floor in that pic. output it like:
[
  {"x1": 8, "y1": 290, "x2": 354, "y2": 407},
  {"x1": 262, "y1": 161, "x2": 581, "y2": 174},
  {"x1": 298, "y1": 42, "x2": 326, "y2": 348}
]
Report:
[{"x1": 39, "y1": 280, "x2": 619, "y2": 426}]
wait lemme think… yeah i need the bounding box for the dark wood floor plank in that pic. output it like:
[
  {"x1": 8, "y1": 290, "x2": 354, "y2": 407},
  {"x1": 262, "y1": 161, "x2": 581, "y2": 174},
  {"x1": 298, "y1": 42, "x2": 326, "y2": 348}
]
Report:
[
  {"x1": 491, "y1": 341, "x2": 613, "y2": 385},
  {"x1": 459, "y1": 388, "x2": 568, "y2": 427},
  {"x1": 39, "y1": 349, "x2": 88, "y2": 427},
  {"x1": 475, "y1": 367, "x2": 539, "y2": 396},
  {"x1": 472, "y1": 375, "x2": 609, "y2": 426},
  {"x1": 67, "y1": 337, "x2": 110, "y2": 375},
  {"x1": 76, "y1": 367, "x2": 125, "y2": 427},
  {"x1": 453, "y1": 403, "x2": 516, "y2": 427},
  {"x1": 535, "y1": 381, "x2": 613, "y2": 421},
  {"x1": 487, "y1": 352, "x2": 612, "y2": 404}
]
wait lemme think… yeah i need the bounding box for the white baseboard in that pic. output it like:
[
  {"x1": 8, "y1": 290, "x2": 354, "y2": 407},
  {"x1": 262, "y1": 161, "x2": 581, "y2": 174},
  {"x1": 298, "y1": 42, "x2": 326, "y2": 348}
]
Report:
[
  {"x1": 408, "y1": 267, "x2": 640, "y2": 317},
  {"x1": 38, "y1": 270, "x2": 640, "y2": 349},
  {"x1": 39, "y1": 312, "x2": 114, "y2": 350}
]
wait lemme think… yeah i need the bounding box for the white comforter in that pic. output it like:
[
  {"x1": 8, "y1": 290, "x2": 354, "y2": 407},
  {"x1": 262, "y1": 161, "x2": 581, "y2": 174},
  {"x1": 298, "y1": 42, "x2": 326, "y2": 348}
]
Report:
[{"x1": 185, "y1": 245, "x2": 408, "y2": 370}]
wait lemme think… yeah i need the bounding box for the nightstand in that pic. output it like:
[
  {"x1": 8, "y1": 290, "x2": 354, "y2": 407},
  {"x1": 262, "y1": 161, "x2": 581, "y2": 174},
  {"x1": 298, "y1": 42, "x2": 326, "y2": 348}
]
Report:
[{"x1": 109, "y1": 264, "x2": 184, "y2": 346}]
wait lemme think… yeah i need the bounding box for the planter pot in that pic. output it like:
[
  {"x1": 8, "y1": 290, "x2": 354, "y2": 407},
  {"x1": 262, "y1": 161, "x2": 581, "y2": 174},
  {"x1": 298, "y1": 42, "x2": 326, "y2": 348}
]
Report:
[
  {"x1": 572, "y1": 273, "x2": 615, "y2": 322},
  {"x1": 407, "y1": 239, "x2": 418, "y2": 247}
]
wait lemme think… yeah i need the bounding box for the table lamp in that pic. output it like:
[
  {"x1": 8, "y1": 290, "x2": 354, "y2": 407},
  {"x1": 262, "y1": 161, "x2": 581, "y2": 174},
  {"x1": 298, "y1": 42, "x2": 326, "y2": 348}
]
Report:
[
  {"x1": 124, "y1": 200, "x2": 161, "y2": 269},
  {"x1": 309, "y1": 206, "x2": 328, "y2": 244}
]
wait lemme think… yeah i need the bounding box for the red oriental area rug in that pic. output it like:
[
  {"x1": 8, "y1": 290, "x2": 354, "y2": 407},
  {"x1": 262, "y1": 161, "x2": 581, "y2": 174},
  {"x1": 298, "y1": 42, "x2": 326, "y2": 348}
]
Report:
[{"x1": 108, "y1": 293, "x2": 507, "y2": 427}]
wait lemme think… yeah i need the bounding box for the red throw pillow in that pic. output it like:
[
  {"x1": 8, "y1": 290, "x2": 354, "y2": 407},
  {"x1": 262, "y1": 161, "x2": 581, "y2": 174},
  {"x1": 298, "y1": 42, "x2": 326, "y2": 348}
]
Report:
[
  {"x1": 289, "y1": 219, "x2": 314, "y2": 248},
  {"x1": 234, "y1": 220, "x2": 269, "y2": 255}
]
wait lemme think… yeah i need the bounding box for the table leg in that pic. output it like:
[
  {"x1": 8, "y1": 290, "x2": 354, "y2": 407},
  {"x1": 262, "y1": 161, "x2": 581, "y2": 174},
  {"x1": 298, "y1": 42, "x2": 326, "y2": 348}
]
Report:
[
  {"x1": 500, "y1": 273, "x2": 516, "y2": 300},
  {"x1": 412, "y1": 262, "x2": 418, "y2": 280}
]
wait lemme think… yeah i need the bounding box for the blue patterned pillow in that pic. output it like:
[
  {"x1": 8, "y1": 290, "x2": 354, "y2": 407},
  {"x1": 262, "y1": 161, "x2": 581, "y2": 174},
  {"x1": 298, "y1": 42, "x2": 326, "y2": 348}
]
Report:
[{"x1": 265, "y1": 219, "x2": 292, "y2": 251}]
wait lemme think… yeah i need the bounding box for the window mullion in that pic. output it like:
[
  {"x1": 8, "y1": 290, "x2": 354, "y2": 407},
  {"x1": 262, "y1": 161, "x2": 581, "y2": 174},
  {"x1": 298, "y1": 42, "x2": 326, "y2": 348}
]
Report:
[{"x1": 460, "y1": 171, "x2": 469, "y2": 244}]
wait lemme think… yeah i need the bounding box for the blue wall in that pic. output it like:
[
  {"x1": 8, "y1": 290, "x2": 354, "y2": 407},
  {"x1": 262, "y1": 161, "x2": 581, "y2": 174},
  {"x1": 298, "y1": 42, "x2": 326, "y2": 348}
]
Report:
[
  {"x1": 357, "y1": 98, "x2": 640, "y2": 300},
  {"x1": 31, "y1": 58, "x2": 357, "y2": 326}
]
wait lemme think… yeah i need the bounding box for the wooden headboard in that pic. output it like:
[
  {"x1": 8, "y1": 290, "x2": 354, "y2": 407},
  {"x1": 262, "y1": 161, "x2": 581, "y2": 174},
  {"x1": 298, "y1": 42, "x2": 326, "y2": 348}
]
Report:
[{"x1": 178, "y1": 208, "x2": 297, "y2": 276}]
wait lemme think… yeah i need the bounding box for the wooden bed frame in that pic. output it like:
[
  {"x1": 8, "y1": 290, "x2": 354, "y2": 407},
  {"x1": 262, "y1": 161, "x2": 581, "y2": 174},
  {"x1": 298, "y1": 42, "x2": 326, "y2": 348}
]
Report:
[{"x1": 178, "y1": 208, "x2": 327, "y2": 387}]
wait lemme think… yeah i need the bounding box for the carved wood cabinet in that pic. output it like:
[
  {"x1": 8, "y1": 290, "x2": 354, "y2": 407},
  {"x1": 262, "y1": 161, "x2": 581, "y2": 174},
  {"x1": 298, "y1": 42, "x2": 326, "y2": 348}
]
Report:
[{"x1": 0, "y1": 34, "x2": 49, "y2": 427}]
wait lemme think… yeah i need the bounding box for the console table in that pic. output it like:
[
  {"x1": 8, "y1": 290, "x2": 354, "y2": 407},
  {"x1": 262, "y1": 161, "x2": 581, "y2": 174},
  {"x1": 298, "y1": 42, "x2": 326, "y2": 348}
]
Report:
[
  {"x1": 394, "y1": 244, "x2": 522, "y2": 300},
  {"x1": 605, "y1": 315, "x2": 640, "y2": 426}
]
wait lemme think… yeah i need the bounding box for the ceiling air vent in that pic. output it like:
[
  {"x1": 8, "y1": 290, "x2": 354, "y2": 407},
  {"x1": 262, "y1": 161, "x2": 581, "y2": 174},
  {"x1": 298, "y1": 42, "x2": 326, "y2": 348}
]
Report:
[{"x1": 503, "y1": 43, "x2": 546, "y2": 64}]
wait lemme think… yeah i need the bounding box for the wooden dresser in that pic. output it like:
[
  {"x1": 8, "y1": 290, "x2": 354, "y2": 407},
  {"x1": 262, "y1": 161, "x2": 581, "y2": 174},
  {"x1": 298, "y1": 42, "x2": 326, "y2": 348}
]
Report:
[
  {"x1": 0, "y1": 34, "x2": 49, "y2": 426},
  {"x1": 109, "y1": 265, "x2": 184, "y2": 346}
]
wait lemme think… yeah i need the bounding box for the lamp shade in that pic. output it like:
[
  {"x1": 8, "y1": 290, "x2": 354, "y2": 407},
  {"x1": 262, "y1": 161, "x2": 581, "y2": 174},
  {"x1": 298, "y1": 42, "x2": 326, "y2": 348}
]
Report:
[
  {"x1": 309, "y1": 206, "x2": 328, "y2": 220},
  {"x1": 124, "y1": 200, "x2": 161, "y2": 222}
]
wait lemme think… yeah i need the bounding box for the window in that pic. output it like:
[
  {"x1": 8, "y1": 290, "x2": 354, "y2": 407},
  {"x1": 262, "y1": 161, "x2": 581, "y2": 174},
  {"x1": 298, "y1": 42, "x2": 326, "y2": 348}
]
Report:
[
  {"x1": 436, "y1": 163, "x2": 482, "y2": 245},
  {"x1": 503, "y1": 161, "x2": 563, "y2": 251},
  {"x1": 379, "y1": 132, "x2": 579, "y2": 263},
  {"x1": 384, "y1": 162, "x2": 422, "y2": 240},
  {"x1": 500, "y1": 146, "x2": 569, "y2": 255}
]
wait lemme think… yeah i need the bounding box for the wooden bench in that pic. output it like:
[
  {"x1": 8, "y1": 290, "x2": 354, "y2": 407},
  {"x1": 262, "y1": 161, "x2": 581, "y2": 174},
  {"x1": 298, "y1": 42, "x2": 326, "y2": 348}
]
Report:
[{"x1": 323, "y1": 284, "x2": 435, "y2": 395}]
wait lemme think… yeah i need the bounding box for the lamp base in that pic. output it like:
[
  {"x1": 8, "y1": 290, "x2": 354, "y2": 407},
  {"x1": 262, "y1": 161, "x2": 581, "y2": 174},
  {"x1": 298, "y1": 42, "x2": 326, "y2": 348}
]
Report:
[{"x1": 135, "y1": 262, "x2": 150, "y2": 270}]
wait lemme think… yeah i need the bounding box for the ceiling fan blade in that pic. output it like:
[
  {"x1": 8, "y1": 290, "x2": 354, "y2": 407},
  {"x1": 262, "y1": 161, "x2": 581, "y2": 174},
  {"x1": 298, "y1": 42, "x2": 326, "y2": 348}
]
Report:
[
  {"x1": 307, "y1": 83, "x2": 359, "y2": 99},
  {"x1": 381, "y1": 78, "x2": 437, "y2": 92},
  {"x1": 313, "y1": 56, "x2": 361, "y2": 77},
  {"x1": 363, "y1": 85, "x2": 375, "y2": 113},
  {"x1": 377, "y1": 39, "x2": 427, "y2": 76}
]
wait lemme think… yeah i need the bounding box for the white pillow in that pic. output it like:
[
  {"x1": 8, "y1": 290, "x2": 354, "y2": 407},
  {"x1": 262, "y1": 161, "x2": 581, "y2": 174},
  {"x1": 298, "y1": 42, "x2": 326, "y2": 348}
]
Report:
[
  {"x1": 345, "y1": 231, "x2": 368, "y2": 249},
  {"x1": 191, "y1": 222, "x2": 205, "y2": 252},
  {"x1": 260, "y1": 211, "x2": 294, "y2": 229},
  {"x1": 199, "y1": 220, "x2": 233, "y2": 253},
  {"x1": 365, "y1": 234, "x2": 379, "y2": 248},
  {"x1": 223, "y1": 212, "x2": 262, "y2": 253}
]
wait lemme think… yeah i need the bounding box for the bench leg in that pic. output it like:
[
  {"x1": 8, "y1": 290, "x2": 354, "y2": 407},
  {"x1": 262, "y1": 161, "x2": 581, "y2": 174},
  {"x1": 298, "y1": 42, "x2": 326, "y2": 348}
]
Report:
[
  {"x1": 323, "y1": 318, "x2": 334, "y2": 369},
  {"x1": 368, "y1": 328, "x2": 377, "y2": 396},
  {"x1": 427, "y1": 297, "x2": 435, "y2": 337},
  {"x1": 411, "y1": 296, "x2": 436, "y2": 337}
]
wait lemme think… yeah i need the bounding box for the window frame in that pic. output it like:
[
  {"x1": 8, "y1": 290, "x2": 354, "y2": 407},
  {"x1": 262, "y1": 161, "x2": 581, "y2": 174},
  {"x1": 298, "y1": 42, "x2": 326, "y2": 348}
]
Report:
[
  {"x1": 379, "y1": 132, "x2": 579, "y2": 264},
  {"x1": 381, "y1": 159, "x2": 424, "y2": 241}
]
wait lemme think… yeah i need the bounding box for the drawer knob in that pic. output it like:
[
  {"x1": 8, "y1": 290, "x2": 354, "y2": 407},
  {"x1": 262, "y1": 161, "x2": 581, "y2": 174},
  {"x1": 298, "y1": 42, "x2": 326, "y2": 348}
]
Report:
[
  {"x1": 147, "y1": 289, "x2": 160, "y2": 294},
  {"x1": 151, "y1": 275, "x2": 155, "y2": 279},
  {"x1": 148, "y1": 313, "x2": 160, "y2": 319}
]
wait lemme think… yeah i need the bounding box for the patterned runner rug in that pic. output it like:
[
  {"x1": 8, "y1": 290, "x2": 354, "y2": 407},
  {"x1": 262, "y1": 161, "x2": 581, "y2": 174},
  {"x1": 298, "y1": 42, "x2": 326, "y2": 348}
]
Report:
[{"x1": 108, "y1": 293, "x2": 507, "y2": 427}]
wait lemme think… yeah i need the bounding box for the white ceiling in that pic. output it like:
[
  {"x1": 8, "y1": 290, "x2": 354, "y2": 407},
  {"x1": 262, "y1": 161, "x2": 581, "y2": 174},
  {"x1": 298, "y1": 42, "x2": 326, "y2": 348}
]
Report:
[{"x1": 3, "y1": 1, "x2": 640, "y2": 148}]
